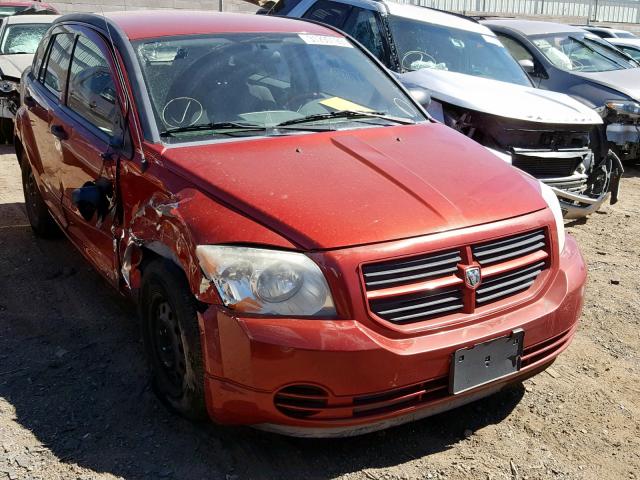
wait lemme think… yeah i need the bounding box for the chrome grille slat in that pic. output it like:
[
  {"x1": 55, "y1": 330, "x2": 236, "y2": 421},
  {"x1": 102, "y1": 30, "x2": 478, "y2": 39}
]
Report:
[
  {"x1": 362, "y1": 250, "x2": 461, "y2": 290},
  {"x1": 473, "y1": 229, "x2": 546, "y2": 266},
  {"x1": 477, "y1": 262, "x2": 546, "y2": 304},
  {"x1": 370, "y1": 288, "x2": 463, "y2": 324}
]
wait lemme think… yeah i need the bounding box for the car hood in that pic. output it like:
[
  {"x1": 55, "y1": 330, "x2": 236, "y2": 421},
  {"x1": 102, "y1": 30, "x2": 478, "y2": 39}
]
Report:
[
  {"x1": 400, "y1": 69, "x2": 602, "y2": 125},
  {"x1": 572, "y1": 68, "x2": 640, "y2": 101},
  {"x1": 158, "y1": 124, "x2": 546, "y2": 250},
  {"x1": 0, "y1": 54, "x2": 33, "y2": 80}
]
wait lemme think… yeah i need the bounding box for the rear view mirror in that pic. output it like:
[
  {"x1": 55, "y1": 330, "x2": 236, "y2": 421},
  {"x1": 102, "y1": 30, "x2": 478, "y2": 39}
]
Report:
[
  {"x1": 408, "y1": 87, "x2": 431, "y2": 108},
  {"x1": 519, "y1": 59, "x2": 535, "y2": 74}
]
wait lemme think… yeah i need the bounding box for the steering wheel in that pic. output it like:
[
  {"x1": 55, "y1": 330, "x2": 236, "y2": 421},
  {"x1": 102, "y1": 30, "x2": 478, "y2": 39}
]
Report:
[
  {"x1": 162, "y1": 96, "x2": 204, "y2": 128},
  {"x1": 401, "y1": 50, "x2": 437, "y2": 71},
  {"x1": 284, "y1": 92, "x2": 322, "y2": 111},
  {"x1": 570, "y1": 58, "x2": 586, "y2": 71}
]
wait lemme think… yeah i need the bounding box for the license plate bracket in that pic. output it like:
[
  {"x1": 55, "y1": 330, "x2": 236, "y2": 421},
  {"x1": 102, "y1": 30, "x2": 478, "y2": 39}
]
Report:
[{"x1": 450, "y1": 329, "x2": 524, "y2": 395}]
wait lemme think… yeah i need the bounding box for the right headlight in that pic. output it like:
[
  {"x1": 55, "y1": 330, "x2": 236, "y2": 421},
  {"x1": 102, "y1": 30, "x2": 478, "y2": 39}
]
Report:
[
  {"x1": 605, "y1": 100, "x2": 640, "y2": 119},
  {"x1": 539, "y1": 182, "x2": 566, "y2": 254},
  {"x1": 195, "y1": 245, "x2": 336, "y2": 317}
]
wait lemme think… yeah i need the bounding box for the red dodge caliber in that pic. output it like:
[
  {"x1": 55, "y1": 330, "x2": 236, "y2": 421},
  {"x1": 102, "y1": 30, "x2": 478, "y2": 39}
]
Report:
[{"x1": 15, "y1": 11, "x2": 586, "y2": 436}]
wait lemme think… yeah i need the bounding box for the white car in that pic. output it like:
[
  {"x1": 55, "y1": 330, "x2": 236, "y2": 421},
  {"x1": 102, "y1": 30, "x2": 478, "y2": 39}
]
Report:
[
  {"x1": 0, "y1": 14, "x2": 58, "y2": 142},
  {"x1": 274, "y1": 0, "x2": 618, "y2": 218}
]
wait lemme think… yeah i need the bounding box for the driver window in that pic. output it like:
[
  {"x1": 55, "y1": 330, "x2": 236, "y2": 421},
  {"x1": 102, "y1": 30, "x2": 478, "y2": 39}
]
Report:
[
  {"x1": 302, "y1": 0, "x2": 352, "y2": 28},
  {"x1": 67, "y1": 35, "x2": 118, "y2": 137},
  {"x1": 342, "y1": 8, "x2": 388, "y2": 64},
  {"x1": 497, "y1": 34, "x2": 534, "y2": 63}
]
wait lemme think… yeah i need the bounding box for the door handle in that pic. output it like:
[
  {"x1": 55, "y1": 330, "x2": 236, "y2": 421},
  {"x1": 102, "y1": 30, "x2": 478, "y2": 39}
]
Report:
[{"x1": 50, "y1": 124, "x2": 68, "y2": 140}]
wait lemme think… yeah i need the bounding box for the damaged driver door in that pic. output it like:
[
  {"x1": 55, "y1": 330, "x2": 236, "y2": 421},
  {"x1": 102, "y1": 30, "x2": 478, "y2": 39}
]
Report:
[{"x1": 56, "y1": 27, "x2": 127, "y2": 285}]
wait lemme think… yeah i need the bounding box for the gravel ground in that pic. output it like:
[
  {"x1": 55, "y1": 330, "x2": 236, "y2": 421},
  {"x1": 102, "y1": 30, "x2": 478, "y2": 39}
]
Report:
[{"x1": 0, "y1": 144, "x2": 639, "y2": 480}]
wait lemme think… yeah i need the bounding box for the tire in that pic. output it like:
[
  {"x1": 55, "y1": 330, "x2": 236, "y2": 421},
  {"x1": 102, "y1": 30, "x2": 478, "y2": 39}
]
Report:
[
  {"x1": 140, "y1": 259, "x2": 207, "y2": 420},
  {"x1": 0, "y1": 118, "x2": 13, "y2": 145},
  {"x1": 21, "y1": 163, "x2": 61, "y2": 238}
]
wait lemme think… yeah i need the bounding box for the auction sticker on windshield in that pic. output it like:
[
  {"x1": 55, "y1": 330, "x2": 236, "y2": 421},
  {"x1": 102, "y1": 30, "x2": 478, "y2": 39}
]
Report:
[{"x1": 298, "y1": 34, "x2": 352, "y2": 47}]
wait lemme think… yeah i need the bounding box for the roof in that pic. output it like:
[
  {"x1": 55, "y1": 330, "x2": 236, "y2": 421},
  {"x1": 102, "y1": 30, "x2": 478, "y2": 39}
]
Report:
[
  {"x1": 384, "y1": 1, "x2": 491, "y2": 35},
  {"x1": 89, "y1": 10, "x2": 342, "y2": 41},
  {"x1": 481, "y1": 19, "x2": 586, "y2": 36},
  {"x1": 4, "y1": 13, "x2": 58, "y2": 24}
]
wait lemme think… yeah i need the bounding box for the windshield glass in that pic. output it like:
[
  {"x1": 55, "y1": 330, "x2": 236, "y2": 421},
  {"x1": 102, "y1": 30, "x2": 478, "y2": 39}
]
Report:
[
  {"x1": 531, "y1": 33, "x2": 637, "y2": 72},
  {"x1": 134, "y1": 33, "x2": 424, "y2": 144},
  {"x1": 1, "y1": 23, "x2": 50, "y2": 54},
  {"x1": 619, "y1": 45, "x2": 640, "y2": 62},
  {"x1": 387, "y1": 15, "x2": 531, "y2": 86},
  {"x1": 0, "y1": 6, "x2": 27, "y2": 17},
  {"x1": 616, "y1": 32, "x2": 636, "y2": 39}
]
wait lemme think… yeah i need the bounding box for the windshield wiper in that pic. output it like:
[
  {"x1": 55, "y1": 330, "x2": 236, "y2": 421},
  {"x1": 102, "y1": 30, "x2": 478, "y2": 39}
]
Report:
[
  {"x1": 275, "y1": 110, "x2": 415, "y2": 128},
  {"x1": 159, "y1": 121, "x2": 266, "y2": 137}
]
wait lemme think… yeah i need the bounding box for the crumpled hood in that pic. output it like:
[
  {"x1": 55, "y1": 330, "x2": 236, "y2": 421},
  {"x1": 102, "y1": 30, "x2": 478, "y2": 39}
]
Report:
[
  {"x1": 0, "y1": 54, "x2": 33, "y2": 80},
  {"x1": 400, "y1": 69, "x2": 602, "y2": 125},
  {"x1": 572, "y1": 68, "x2": 640, "y2": 102},
  {"x1": 159, "y1": 124, "x2": 546, "y2": 250}
]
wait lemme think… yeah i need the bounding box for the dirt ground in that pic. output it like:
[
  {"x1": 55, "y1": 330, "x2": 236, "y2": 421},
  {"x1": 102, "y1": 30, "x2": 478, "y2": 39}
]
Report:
[{"x1": 0, "y1": 144, "x2": 638, "y2": 480}]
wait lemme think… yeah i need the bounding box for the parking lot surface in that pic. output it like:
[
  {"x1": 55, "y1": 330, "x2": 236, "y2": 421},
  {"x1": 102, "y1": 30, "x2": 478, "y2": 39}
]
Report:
[{"x1": 0, "y1": 145, "x2": 639, "y2": 480}]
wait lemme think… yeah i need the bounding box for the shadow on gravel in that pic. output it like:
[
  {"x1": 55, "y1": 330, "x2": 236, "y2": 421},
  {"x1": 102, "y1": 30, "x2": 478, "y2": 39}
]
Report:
[{"x1": 0, "y1": 200, "x2": 524, "y2": 480}]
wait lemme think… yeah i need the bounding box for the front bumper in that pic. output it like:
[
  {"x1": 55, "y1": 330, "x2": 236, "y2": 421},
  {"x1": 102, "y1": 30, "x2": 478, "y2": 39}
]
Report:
[{"x1": 199, "y1": 235, "x2": 586, "y2": 437}]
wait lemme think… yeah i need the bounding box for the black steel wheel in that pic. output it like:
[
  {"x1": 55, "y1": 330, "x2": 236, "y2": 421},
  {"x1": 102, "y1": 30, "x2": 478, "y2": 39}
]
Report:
[{"x1": 140, "y1": 259, "x2": 207, "y2": 420}]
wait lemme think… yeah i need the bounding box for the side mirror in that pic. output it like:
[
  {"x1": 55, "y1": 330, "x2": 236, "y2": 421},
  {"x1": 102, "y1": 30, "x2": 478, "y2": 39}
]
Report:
[
  {"x1": 408, "y1": 87, "x2": 431, "y2": 108},
  {"x1": 519, "y1": 59, "x2": 535, "y2": 74}
]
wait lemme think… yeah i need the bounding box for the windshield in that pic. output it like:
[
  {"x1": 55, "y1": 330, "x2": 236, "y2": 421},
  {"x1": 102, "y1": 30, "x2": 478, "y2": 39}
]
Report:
[
  {"x1": 1, "y1": 23, "x2": 50, "y2": 54},
  {"x1": 616, "y1": 32, "x2": 636, "y2": 39},
  {"x1": 531, "y1": 33, "x2": 637, "y2": 72},
  {"x1": 134, "y1": 33, "x2": 424, "y2": 144},
  {"x1": 619, "y1": 45, "x2": 640, "y2": 62},
  {"x1": 0, "y1": 6, "x2": 27, "y2": 17},
  {"x1": 387, "y1": 15, "x2": 531, "y2": 86}
]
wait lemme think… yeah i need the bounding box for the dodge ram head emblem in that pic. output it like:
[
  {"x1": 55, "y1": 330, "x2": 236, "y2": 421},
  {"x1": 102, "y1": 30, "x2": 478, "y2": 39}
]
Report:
[{"x1": 464, "y1": 266, "x2": 481, "y2": 289}]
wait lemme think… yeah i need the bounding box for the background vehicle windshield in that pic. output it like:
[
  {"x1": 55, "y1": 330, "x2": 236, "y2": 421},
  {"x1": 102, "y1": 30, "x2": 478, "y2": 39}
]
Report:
[
  {"x1": 134, "y1": 33, "x2": 424, "y2": 143},
  {"x1": 0, "y1": 6, "x2": 27, "y2": 17},
  {"x1": 619, "y1": 45, "x2": 640, "y2": 62},
  {"x1": 388, "y1": 16, "x2": 531, "y2": 86},
  {"x1": 531, "y1": 34, "x2": 637, "y2": 72},
  {"x1": 1, "y1": 23, "x2": 50, "y2": 54}
]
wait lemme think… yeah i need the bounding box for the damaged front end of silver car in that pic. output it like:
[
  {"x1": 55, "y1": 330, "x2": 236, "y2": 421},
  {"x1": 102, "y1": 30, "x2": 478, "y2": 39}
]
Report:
[{"x1": 442, "y1": 108, "x2": 622, "y2": 219}]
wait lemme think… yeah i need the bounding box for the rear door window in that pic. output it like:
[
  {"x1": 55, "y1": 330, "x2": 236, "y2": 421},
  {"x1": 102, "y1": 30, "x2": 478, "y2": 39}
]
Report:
[
  {"x1": 42, "y1": 33, "x2": 74, "y2": 98},
  {"x1": 67, "y1": 35, "x2": 118, "y2": 136}
]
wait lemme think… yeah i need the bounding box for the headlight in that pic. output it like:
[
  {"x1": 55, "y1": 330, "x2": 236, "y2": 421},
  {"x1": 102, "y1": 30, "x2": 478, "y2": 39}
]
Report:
[
  {"x1": 605, "y1": 100, "x2": 640, "y2": 119},
  {"x1": 0, "y1": 80, "x2": 17, "y2": 94},
  {"x1": 539, "y1": 182, "x2": 566, "y2": 253},
  {"x1": 195, "y1": 246, "x2": 336, "y2": 317}
]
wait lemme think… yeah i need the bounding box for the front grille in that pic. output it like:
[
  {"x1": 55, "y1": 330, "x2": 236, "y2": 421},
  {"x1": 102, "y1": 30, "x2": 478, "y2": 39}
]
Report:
[
  {"x1": 472, "y1": 229, "x2": 546, "y2": 266},
  {"x1": 362, "y1": 228, "x2": 549, "y2": 325},
  {"x1": 476, "y1": 261, "x2": 546, "y2": 305},
  {"x1": 512, "y1": 155, "x2": 582, "y2": 177},
  {"x1": 362, "y1": 250, "x2": 461, "y2": 290},
  {"x1": 370, "y1": 287, "x2": 464, "y2": 324}
]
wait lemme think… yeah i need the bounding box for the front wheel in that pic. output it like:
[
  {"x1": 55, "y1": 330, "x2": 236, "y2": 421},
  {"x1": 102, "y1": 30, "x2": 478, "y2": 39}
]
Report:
[{"x1": 140, "y1": 259, "x2": 207, "y2": 420}]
